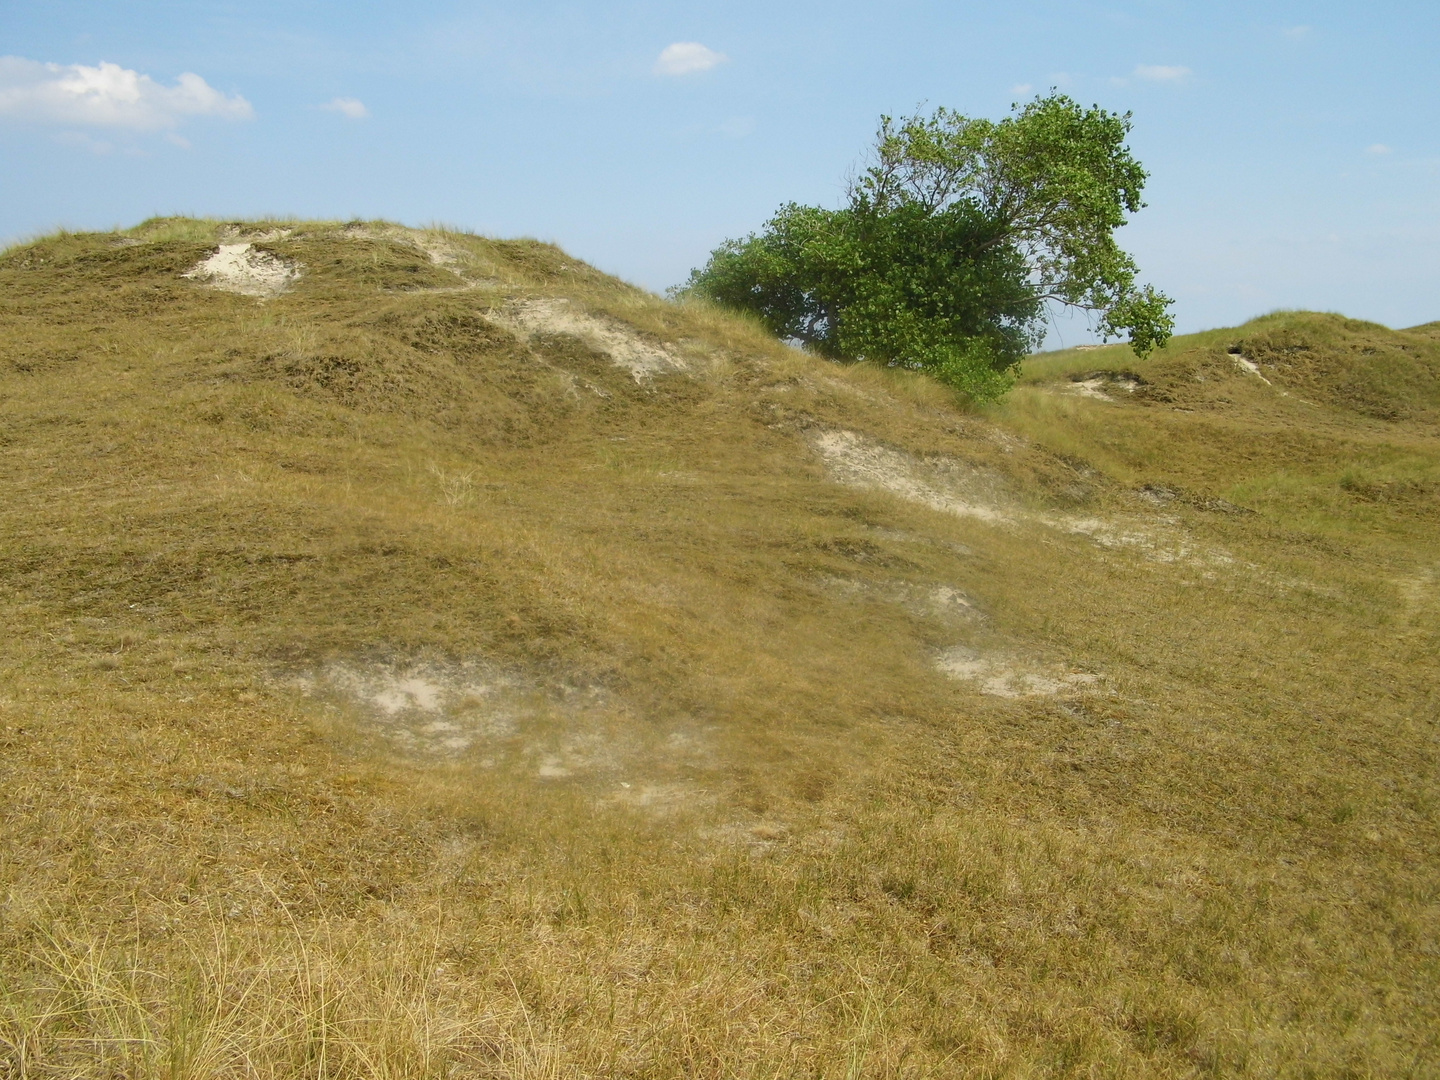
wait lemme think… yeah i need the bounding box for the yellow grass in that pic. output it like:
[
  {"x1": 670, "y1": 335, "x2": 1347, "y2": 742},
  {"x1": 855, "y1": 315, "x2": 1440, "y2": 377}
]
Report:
[{"x1": 1, "y1": 220, "x2": 1437, "y2": 1077}]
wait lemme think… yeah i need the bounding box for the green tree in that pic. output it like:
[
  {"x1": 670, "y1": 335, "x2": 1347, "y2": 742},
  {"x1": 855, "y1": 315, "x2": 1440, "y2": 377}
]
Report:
[{"x1": 678, "y1": 93, "x2": 1174, "y2": 401}]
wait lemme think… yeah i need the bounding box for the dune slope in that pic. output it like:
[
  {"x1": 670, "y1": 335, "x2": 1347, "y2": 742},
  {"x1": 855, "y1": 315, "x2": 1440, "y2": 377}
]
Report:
[{"x1": 1, "y1": 219, "x2": 1437, "y2": 1078}]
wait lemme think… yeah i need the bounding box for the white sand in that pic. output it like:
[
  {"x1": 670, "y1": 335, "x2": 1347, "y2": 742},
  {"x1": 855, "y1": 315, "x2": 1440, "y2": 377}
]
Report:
[
  {"x1": 810, "y1": 429, "x2": 1012, "y2": 523},
  {"x1": 935, "y1": 647, "x2": 1100, "y2": 698},
  {"x1": 490, "y1": 298, "x2": 686, "y2": 382},
  {"x1": 184, "y1": 242, "x2": 299, "y2": 298}
]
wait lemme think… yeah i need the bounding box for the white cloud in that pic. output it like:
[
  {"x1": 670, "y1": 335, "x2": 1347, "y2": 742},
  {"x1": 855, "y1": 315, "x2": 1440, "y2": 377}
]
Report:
[
  {"x1": 1283, "y1": 25, "x2": 1312, "y2": 39},
  {"x1": 1010, "y1": 83, "x2": 1033, "y2": 96},
  {"x1": 0, "y1": 56, "x2": 252, "y2": 130},
  {"x1": 654, "y1": 42, "x2": 728, "y2": 77},
  {"x1": 1134, "y1": 64, "x2": 1191, "y2": 81},
  {"x1": 321, "y1": 96, "x2": 368, "y2": 120},
  {"x1": 1366, "y1": 143, "x2": 1392, "y2": 155}
]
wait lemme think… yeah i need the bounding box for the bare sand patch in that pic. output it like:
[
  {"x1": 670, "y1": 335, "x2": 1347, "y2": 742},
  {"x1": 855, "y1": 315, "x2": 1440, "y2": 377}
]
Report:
[
  {"x1": 294, "y1": 660, "x2": 715, "y2": 797},
  {"x1": 1048, "y1": 514, "x2": 1236, "y2": 567},
  {"x1": 935, "y1": 647, "x2": 1100, "y2": 698},
  {"x1": 810, "y1": 430, "x2": 1012, "y2": 523},
  {"x1": 294, "y1": 662, "x2": 519, "y2": 756},
  {"x1": 184, "y1": 243, "x2": 300, "y2": 298},
  {"x1": 491, "y1": 299, "x2": 687, "y2": 382},
  {"x1": 1066, "y1": 378, "x2": 1116, "y2": 401},
  {"x1": 1228, "y1": 347, "x2": 1274, "y2": 385},
  {"x1": 1058, "y1": 371, "x2": 1143, "y2": 401},
  {"x1": 813, "y1": 428, "x2": 1241, "y2": 569}
]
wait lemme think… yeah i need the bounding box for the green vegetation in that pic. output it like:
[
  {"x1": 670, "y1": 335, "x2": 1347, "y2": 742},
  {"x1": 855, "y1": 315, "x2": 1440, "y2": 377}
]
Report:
[
  {"x1": 680, "y1": 96, "x2": 1173, "y2": 401},
  {"x1": 1001, "y1": 310, "x2": 1440, "y2": 541},
  {"x1": 0, "y1": 219, "x2": 1437, "y2": 1077}
]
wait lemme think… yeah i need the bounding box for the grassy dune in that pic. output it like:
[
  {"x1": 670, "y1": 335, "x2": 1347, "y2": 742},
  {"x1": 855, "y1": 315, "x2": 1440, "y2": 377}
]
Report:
[{"x1": 0, "y1": 219, "x2": 1436, "y2": 1077}]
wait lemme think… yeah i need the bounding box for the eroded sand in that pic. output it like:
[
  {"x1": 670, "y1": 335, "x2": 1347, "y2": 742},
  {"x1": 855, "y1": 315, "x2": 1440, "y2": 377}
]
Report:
[
  {"x1": 812, "y1": 428, "x2": 1239, "y2": 568},
  {"x1": 184, "y1": 243, "x2": 300, "y2": 298},
  {"x1": 490, "y1": 299, "x2": 687, "y2": 382},
  {"x1": 935, "y1": 647, "x2": 1101, "y2": 698},
  {"x1": 811, "y1": 430, "x2": 1012, "y2": 523},
  {"x1": 293, "y1": 661, "x2": 713, "y2": 806}
]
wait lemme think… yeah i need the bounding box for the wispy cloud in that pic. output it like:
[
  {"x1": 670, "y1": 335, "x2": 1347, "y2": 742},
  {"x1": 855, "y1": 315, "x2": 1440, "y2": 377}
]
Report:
[
  {"x1": 1010, "y1": 83, "x2": 1033, "y2": 96},
  {"x1": 0, "y1": 56, "x2": 252, "y2": 129},
  {"x1": 1282, "y1": 25, "x2": 1312, "y2": 39},
  {"x1": 654, "y1": 42, "x2": 728, "y2": 77},
  {"x1": 1134, "y1": 64, "x2": 1191, "y2": 82},
  {"x1": 1366, "y1": 143, "x2": 1391, "y2": 155},
  {"x1": 321, "y1": 96, "x2": 369, "y2": 120}
]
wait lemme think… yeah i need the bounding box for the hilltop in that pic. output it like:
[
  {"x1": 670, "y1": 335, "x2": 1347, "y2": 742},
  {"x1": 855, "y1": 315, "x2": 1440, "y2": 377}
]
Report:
[{"x1": 1, "y1": 219, "x2": 1437, "y2": 1078}]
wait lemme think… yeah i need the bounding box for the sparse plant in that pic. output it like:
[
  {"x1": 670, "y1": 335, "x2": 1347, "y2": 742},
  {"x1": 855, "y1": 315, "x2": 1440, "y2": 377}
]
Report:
[
  {"x1": 428, "y1": 461, "x2": 476, "y2": 507},
  {"x1": 284, "y1": 322, "x2": 320, "y2": 360}
]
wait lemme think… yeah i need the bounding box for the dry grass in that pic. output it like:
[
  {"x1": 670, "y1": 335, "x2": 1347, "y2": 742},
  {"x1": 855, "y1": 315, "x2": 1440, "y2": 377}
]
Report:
[{"x1": 1, "y1": 220, "x2": 1437, "y2": 1077}]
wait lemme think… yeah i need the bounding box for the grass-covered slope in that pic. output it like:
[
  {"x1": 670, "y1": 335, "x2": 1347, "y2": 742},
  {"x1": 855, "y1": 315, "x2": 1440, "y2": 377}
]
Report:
[
  {"x1": 1, "y1": 219, "x2": 1437, "y2": 1078},
  {"x1": 1003, "y1": 311, "x2": 1440, "y2": 541}
]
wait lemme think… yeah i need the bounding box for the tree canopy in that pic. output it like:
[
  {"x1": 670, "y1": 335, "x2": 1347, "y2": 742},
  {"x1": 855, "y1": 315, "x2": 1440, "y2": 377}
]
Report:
[{"x1": 677, "y1": 93, "x2": 1174, "y2": 401}]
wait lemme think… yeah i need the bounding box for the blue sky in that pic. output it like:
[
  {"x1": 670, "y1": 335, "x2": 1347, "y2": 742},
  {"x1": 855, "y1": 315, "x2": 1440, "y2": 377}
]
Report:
[{"x1": 2, "y1": 1, "x2": 1436, "y2": 342}]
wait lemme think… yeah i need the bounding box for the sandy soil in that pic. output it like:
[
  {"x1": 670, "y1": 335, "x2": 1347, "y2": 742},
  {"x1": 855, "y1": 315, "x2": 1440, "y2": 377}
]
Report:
[
  {"x1": 934, "y1": 646, "x2": 1101, "y2": 697},
  {"x1": 293, "y1": 661, "x2": 714, "y2": 803},
  {"x1": 1229, "y1": 348, "x2": 1275, "y2": 385},
  {"x1": 811, "y1": 430, "x2": 1011, "y2": 523},
  {"x1": 813, "y1": 427, "x2": 1242, "y2": 569},
  {"x1": 184, "y1": 243, "x2": 300, "y2": 298},
  {"x1": 490, "y1": 299, "x2": 687, "y2": 382}
]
